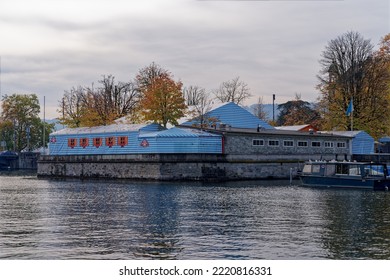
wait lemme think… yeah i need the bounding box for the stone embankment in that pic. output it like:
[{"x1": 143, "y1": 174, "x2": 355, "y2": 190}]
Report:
[{"x1": 37, "y1": 153, "x2": 328, "y2": 181}]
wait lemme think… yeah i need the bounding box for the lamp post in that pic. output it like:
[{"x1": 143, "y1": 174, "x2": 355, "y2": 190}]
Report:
[{"x1": 272, "y1": 94, "x2": 275, "y2": 122}]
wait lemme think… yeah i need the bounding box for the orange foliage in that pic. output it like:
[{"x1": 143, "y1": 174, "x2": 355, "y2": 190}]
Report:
[{"x1": 140, "y1": 74, "x2": 187, "y2": 128}]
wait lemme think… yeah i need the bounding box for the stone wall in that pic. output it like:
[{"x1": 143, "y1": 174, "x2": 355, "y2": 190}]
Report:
[
  {"x1": 224, "y1": 133, "x2": 350, "y2": 156},
  {"x1": 38, "y1": 153, "x2": 312, "y2": 181}
]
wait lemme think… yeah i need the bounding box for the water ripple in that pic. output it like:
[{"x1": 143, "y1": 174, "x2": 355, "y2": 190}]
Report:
[{"x1": 1, "y1": 177, "x2": 390, "y2": 259}]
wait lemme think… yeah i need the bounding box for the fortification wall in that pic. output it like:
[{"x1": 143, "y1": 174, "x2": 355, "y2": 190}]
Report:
[{"x1": 37, "y1": 153, "x2": 336, "y2": 181}]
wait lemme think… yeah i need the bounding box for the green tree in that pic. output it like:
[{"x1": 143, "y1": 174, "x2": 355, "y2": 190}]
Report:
[
  {"x1": 140, "y1": 73, "x2": 187, "y2": 128},
  {"x1": 276, "y1": 94, "x2": 320, "y2": 126},
  {"x1": 317, "y1": 31, "x2": 390, "y2": 138},
  {"x1": 0, "y1": 120, "x2": 14, "y2": 151},
  {"x1": 1, "y1": 94, "x2": 54, "y2": 152}
]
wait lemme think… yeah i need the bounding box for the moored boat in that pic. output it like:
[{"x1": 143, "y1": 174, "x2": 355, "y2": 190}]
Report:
[{"x1": 300, "y1": 161, "x2": 390, "y2": 190}]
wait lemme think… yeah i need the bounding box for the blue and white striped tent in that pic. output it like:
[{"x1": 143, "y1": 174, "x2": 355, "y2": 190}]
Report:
[
  {"x1": 139, "y1": 127, "x2": 222, "y2": 154},
  {"x1": 48, "y1": 123, "x2": 222, "y2": 155},
  {"x1": 48, "y1": 123, "x2": 164, "y2": 155},
  {"x1": 180, "y1": 102, "x2": 274, "y2": 130}
]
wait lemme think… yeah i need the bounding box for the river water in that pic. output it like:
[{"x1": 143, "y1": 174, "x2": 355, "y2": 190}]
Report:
[{"x1": 0, "y1": 176, "x2": 390, "y2": 260}]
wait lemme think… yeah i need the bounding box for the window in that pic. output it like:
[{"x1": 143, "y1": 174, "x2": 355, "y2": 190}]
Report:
[
  {"x1": 336, "y1": 164, "x2": 349, "y2": 174},
  {"x1": 324, "y1": 141, "x2": 334, "y2": 148},
  {"x1": 118, "y1": 136, "x2": 128, "y2": 147},
  {"x1": 297, "y1": 141, "x2": 308, "y2": 147},
  {"x1": 80, "y1": 138, "x2": 89, "y2": 148},
  {"x1": 337, "y1": 142, "x2": 346, "y2": 148},
  {"x1": 349, "y1": 165, "x2": 361, "y2": 176},
  {"x1": 283, "y1": 140, "x2": 294, "y2": 147},
  {"x1": 311, "y1": 141, "x2": 321, "y2": 147},
  {"x1": 106, "y1": 137, "x2": 115, "y2": 148},
  {"x1": 268, "y1": 140, "x2": 279, "y2": 146},
  {"x1": 93, "y1": 137, "x2": 102, "y2": 148},
  {"x1": 68, "y1": 138, "x2": 77, "y2": 148},
  {"x1": 252, "y1": 139, "x2": 264, "y2": 146}
]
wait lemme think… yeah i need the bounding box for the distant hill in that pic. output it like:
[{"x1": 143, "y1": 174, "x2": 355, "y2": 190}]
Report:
[
  {"x1": 45, "y1": 119, "x2": 64, "y2": 131},
  {"x1": 244, "y1": 102, "x2": 317, "y2": 122}
]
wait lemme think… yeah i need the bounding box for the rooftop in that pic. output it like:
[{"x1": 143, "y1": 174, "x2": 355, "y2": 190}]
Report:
[
  {"x1": 51, "y1": 123, "x2": 156, "y2": 136},
  {"x1": 179, "y1": 125, "x2": 352, "y2": 138}
]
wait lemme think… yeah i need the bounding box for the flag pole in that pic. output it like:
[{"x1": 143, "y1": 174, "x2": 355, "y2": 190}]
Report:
[
  {"x1": 350, "y1": 97, "x2": 353, "y2": 131},
  {"x1": 43, "y1": 96, "x2": 46, "y2": 153},
  {"x1": 346, "y1": 98, "x2": 354, "y2": 131},
  {"x1": 351, "y1": 105, "x2": 353, "y2": 131}
]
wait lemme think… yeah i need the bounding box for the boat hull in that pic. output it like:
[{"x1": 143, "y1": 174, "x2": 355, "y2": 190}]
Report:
[{"x1": 300, "y1": 175, "x2": 390, "y2": 191}]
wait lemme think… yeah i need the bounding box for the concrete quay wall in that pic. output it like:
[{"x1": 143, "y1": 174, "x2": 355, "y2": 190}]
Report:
[{"x1": 37, "y1": 153, "x2": 333, "y2": 181}]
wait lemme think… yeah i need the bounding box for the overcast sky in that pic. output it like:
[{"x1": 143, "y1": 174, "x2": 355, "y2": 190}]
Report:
[{"x1": 0, "y1": 0, "x2": 389, "y2": 119}]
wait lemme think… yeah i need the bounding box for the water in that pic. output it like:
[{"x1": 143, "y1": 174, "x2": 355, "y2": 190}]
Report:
[{"x1": 1, "y1": 176, "x2": 390, "y2": 260}]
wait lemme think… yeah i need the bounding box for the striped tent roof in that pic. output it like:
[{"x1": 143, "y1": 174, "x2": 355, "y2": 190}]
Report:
[
  {"x1": 140, "y1": 127, "x2": 220, "y2": 138},
  {"x1": 51, "y1": 123, "x2": 163, "y2": 136}
]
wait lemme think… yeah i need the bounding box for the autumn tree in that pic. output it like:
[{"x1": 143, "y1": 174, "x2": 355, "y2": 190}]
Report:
[
  {"x1": 213, "y1": 76, "x2": 252, "y2": 105},
  {"x1": 1, "y1": 94, "x2": 54, "y2": 152},
  {"x1": 317, "y1": 31, "x2": 390, "y2": 137},
  {"x1": 58, "y1": 75, "x2": 140, "y2": 127},
  {"x1": 140, "y1": 73, "x2": 187, "y2": 128},
  {"x1": 136, "y1": 62, "x2": 169, "y2": 92},
  {"x1": 277, "y1": 94, "x2": 320, "y2": 126},
  {"x1": 356, "y1": 35, "x2": 390, "y2": 138}
]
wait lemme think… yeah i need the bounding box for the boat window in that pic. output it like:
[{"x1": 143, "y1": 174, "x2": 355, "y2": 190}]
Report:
[
  {"x1": 335, "y1": 164, "x2": 349, "y2": 175},
  {"x1": 325, "y1": 164, "x2": 335, "y2": 175},
  {"x1": 365, "y1": 165, "x2": 385, "y2": 177},
  {"x1": 312, "y1": 165, "x2": 321, "y2": 173},
  {"x1": 302, "y1": 165, "x2": 312, "y2": 173},
  {"x1": 348, "y1": 165, "x2": 361, "y2": 176}
]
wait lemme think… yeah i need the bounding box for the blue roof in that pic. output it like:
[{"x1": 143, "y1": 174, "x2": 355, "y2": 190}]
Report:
[
  {"x1": 181, "y1": 102, "x2": 274, "y2": 129},
  {"x1": 379, "y1": 136, "x2": 390, "y2": 143},
  {"x1": 141, "y1": 127, "x2": 220, "y2": 138},
  {"x1": 51, "y1": 123, "x2": 164, "y2": 136}
]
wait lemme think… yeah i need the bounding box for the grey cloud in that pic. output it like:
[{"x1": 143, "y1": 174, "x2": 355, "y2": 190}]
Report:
[{"x1": 1, "y1": 0, "x2": 388, "y2": 118}]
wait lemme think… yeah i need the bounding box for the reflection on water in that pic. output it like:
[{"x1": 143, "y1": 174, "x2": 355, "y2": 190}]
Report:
[{"x1": 1, "y1": 177, "x2": 390, "y2": 259}]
